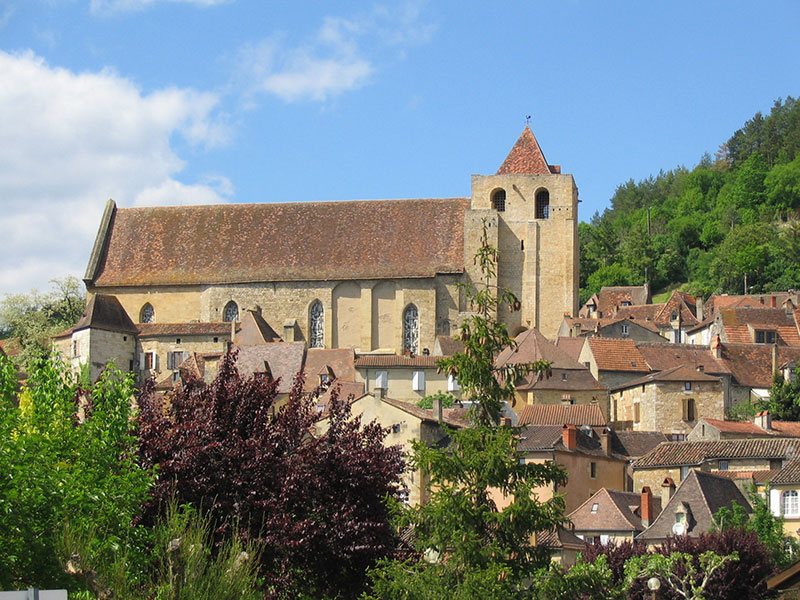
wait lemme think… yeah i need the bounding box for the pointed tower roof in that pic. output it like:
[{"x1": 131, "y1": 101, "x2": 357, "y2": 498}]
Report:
[{"x1": 496, "y1": 126, "x2": 558, "y2": 175}]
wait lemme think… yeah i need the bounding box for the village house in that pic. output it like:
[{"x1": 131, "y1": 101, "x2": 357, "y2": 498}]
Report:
[
  {"x1": 354, "y1": 354, "x2": 458, "y2": 405},
  {"x1": 579, "y1": 284, "x2": 651, "y2": 319},
  {"x1": 567, "y1": 486, "x2": 662, "y2": 544}
]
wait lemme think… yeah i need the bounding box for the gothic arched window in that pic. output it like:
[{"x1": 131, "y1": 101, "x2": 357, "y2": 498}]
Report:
[
  {"x1": 140, "y1": 303, "x2": 155, "y2": 323},
  {"x1": 309, "y1": 300, "x2": 324, "y2": 348},
  {"x1": 491, "y1": 189, "x2": 506, "y2": 212},
  {"x1": 223, "y1": 300, "x2": 239, "y2": 322},
  {"x1": 403, "y1": 304, "x2": 419, "y2": 355},
  {"x1": 535, "y1": 189, "x2": 550, "y2": 219}
]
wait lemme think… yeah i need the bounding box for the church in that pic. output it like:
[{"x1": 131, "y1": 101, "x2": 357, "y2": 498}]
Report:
[{"x1": 59, "y1": 126, "x2": 579, "y2": 382}]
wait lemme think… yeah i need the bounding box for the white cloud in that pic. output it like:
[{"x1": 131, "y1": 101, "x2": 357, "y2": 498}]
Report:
[
  {"x1": 237, "y1": 2, "x2": 435, "y2": 104},
  {"x1": 89, "y1": 0, "x2": 228, "y2": 14},
  {"x1": 0, "y1": 50, "x2": 230, "y2": 294}
]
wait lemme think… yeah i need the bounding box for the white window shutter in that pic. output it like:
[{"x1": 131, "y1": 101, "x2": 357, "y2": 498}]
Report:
[
  {"x1": 447, "y1": 374, "x2": 460, "y2": 392},
  {"x1": 771, "y1": 488, "x2": 782, "y2": 517},
  {"x1": 412, "y1": 370, "x2": 425, "y2": 392},
  {"x1": 154, "y1": 353, "x2": 159, "y2": 371},
  {"x1": 375, "y1": 370, "x2": 388, "y2": 389},
  {"x1": 140, "y1": 353, "x2": 145, "y2": 369}
]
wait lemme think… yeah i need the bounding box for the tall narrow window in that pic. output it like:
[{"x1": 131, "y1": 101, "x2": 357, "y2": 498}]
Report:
[
  {"x1": 309, "y1": 300, "x2": 324, "y2": 348},
  {"x1": 535, "y1": 189, "x2": 550, "y2": 219},
  {"x1": 223, "y1": 300, "x2": 239, "y2": 322},
  {"x1": 140, "y1": 303, "x2": 155, "y2": 323},
  {"x1": 491, "y1": 189, "x2": 506, "y2": 212},
  {"x1": 403, "y1": 304, "x2": 419, "y2": 355}
]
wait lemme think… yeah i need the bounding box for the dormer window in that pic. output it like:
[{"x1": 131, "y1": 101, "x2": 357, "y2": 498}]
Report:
[
  {"x1": 755, "y1": 330, "x2": 776, "y2": 344},
  {"x1": 491, "y1": 189, "x2": 506, "y2": 212}
]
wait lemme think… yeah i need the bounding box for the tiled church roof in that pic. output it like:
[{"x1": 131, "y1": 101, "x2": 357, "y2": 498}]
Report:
[
  {"x1": 88, "y1": 197, "x2": 469, "y2": 287},
  {"x1": 496, "y1": 126, "x2": 557, "y2": 175}
]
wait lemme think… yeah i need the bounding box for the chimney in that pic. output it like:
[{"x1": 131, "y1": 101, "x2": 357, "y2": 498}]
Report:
[
  {"x1": 432, "y1": 397, "x2": 443, "y2": 422},
  {"x1": 562, "y1": 424, "x2": 577, "y2": 450},
  {"x1": 641, "y1": 486, "x2": 653, "y2": 528},
  {"x1": 283, "y1": 318, "x2": 297, "y2": 342},
  {"x1": 500, "y1": 417, "x2": 512, "y2": 428},
  {"x1": 572, "y1": 323, "x2": 581, "y2": 338},
  {"x1": 711, "y1": 335, "x2": 722, "y2": 359},
  {"x1": 773, "y1": 344, "x2": 778, "y2": 375},
  {"x1": 756, "y1": 410, "x2": 772, "y2": 431},
  {"x1": 662, "y1": 477, "x2": 676, "y2": 506},
  {"x1": 696, "y1": 297, "x2": 704, "y2": 321},
  {"x1": 600, "y1": 427, "x2": 610, "y2": 456},
  {"x1": 771, "y1": 295, "x2": 777, "y2": 308}
]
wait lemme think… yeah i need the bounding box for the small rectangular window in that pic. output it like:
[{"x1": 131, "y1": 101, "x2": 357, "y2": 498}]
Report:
[
  {"x1": 685, "y1": 381, "x2": 692, "y2": 391},
  {"x1": 621, "y1": 324, "x2": 629, "y2": 336},
  {"x1": 590, "y1": 462, "x2": 597, "y2": 478},
  {"x1": 719, "y1": 460, "x2": 729, "y2": 471}
]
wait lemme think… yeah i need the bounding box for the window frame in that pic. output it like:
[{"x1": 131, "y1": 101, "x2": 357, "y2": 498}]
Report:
[{"x1": 783, "y1": 490, "x2": 799, "y2": 517}]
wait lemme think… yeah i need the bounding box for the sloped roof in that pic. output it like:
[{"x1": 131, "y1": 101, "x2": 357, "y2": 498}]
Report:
[
  {"x1": 568, "y1": 488, "x2": 662, "y2": 533},
  {"x1": 137, "y1": 322, "x2": 234, "y2": 337},
  {"x1": 72, "y1": 294, "x2": 137, "y2": 334},
  {"x1": 634, "y1": 438, "x2": 800, "y2": 468},
  {"x1": 586, "y1": 337, "x2": 650, "y2": 373},
  {"x1": 497, "y1": 328, "x2": 589, "y2": 370},
  {"x1": 718, "y1": 307, "x2": 800, "y2": 346},
  {"x1": 636, "y1": 343, "x2": 729, "y2": 375},
  {"x1": 303, "y1": 348, "x2": 356, "y2": 391},
  {"x1": 652, "y1": 291, "x2": 700, "y2": 328},
  {"x1": 595, "y1": 285, "x2": 651, "y2": 317},
  {"x1": 535, "y1": 527, "x2": 584, "y2": 550},
  {"x1": 354, "y1": 355, "x2": 441, "y2": 368},
  {"x1": 433, "y1": 335, "x2": 464, "y2": 356},
  {"x1": 517, "y1": 424, "x2": 617, "y2": 459},
  {"x1": 771, "y1": 458, "x2": 800, "y2": 484},
  {"x1": 235, "y1": 310, "x2": 281, "y2": 345},
  {"x1": 614, "y1": 304, "x2": 662, "y2": 323},
  {"x1": 378, "y1": 396, "x2": 469, "y2": 428},
  {"x1": 718, "y1": 344, "x2": 800, "y2": 388},
  {"x1": 771, "y1": 421, "x2": 800, "y2": 437},
  {"x1": 312, "y1": 380, "x2": 367, "y2": 415},
  {"x1": 610, "y1": 365, "x2": 721, "y2": 392},
  {"x1": 517, "y1": 404, "x2": 606, "y2": 427},
  {"x1": 638, "y1": 470, "x2": 750, "y2": 541},
  {"x1": 518, "y1": 367, "x2": 605, "y2": 392},
  {"x1": 698, "y1": 418, "x2": 771, "y2": 436},
  {"x1": 88, "y1": 198, "x2": 469, "y2": 287},
  {"x1": 233, "y1": 342, "x2": 306, "y2": 394},
  {"x1": 496, "y1": 126, "x2": 556, "y2": 175},
  {"x1": 554, "y1": 336, "x2": 586, "y2": 361},
  {"x1": 612, "y1": 431, "x2": 669, "y2": 460}
]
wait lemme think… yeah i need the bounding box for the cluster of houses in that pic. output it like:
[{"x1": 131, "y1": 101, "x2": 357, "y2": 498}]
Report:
[{"x1": 50, "y1": 283, "x2": 800, "y2": 566}]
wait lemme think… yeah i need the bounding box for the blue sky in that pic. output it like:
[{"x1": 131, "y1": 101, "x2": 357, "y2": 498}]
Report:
[{"x1": 1, "y1": 0, "x2": 799, "y2": 294}]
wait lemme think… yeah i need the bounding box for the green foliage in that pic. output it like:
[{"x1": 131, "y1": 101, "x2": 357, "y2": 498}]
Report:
[
  {"x1": 623, "y1": 550, "x2": 738, "y2": 600},
  {"x1": 416, "y1": 390, "x2": 458, "y2": 410},
  {"x1": 714, "y1": 485, "x2": 800, "y2": 569},
  {"x1": 0, "y1": 276, "x2": 85, "y2": 368},
  {"x1": 579, "y1": 97, "x2": 800, "y2": 299},
  {"x1": 437, "y1": 218, "x2": 550, "y2": 426},
  {"x1": 769, "y1": 368, "x2": 800, "y2": 421},
  {"x1": 365, "y1": 222, "x2": 566, "y2": 598},
  {"x1": 530, "y1": 554, "x2": 624, "y2": 600},
  {"x1": 0, "y1": 353, "x2": 154, "y2": 592},
  {"x1": 61, "y1": 502, "x2": 261, "y2": 600}
]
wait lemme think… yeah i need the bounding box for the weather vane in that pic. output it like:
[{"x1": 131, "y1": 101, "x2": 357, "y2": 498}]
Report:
[{"x1": 526, "y1": 115, "x2": 531, "y2": 125}]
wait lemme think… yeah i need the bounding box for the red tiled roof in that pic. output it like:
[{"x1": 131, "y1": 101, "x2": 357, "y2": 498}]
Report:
[
  {"x1": 610, "y1": 365, "x2": 721, "y2": 391},
  {"x1": 614, "y1": 304, "x2": 662, "y2": 323},
  {"x1": 636, "y1": 343, "x2": 729, "y2": 375},
  {"x1": 303, "y1": 348, "x2": 356, "y2": 392},
  {"x1": 719, "y1": 344, "x2": 800, "y2": 388},
  {"x1": 354, "y1": 355, "x2": 441, "y2": 368},
  {"x1": 90, "y1": 198, "x2": 469, "y2": 287},
  {"x1": 497, "y1": 329, "x2": 588, "y2": 371},
  {"x1": 595, "y1": 285, "x2": 651, "y2": 317},
  {"x1": 771, "y1": 421, "x2": 800, "y2": 437},
  {"x1": 496, "y1": 126, "x2": 556, "y2": 175},
  {"x1": 712, "y1": 469, "x2": 778, "y2": 484},
  {"x1": 719, "y1": 307, "x2": 800, "y2": 346},
  {"x1": 233, "y1": 342, "x2": 306, "y2": 394},
  {"x1": 771, "y1": 458, "x2": 800, "y2": 484},
  {"x1": 517, "y1": 404, "x2": 606, "y2": 427},
  {"x1": 652, "y1": 290, "x2": 700, "y2": 328},
  {"x1": 137, "y1": 322, "x2": 234, "y2": 337},
  {"x1": 700, "y1": 418, "x2": 768, "y2": 435},
  {"x1": 568, "y1": 488, "x2": 662, "y2": 533},
  {"x1": 379, "y1": 396, "x2": 468, "y2": 428},
  {"x1": 634, "y1": 438, "x2": 800, "y2": 468},
  {"x1": 554, "y1": 336, "x2": 586, "y2": 361},
  {"x1": 586, "y1": 337, "x2": 650, "y2": 372}
]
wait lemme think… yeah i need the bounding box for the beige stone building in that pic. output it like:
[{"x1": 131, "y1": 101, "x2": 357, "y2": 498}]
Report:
[{"x1": 71, "y1": 127, "x2": 578, "y2": 378}]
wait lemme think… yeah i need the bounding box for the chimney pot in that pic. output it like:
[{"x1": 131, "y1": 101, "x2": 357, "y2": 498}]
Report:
[
  {"x1": 600, "y1": 427, "x2": 610, "y2": 456},
  {"x1": 432, "y1": 397, "x2": 443, "y2": 422},
  {"x1": 662, "y1": 477, "x2": 676, "y2": 506},
  {"x1": 641, "y1": 486, "x2": 653, "y2": 528}
]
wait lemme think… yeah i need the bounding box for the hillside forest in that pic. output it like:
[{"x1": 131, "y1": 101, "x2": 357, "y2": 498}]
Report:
[{"x1": 580, "y1": 97, "x2": 800, "y2": 304}]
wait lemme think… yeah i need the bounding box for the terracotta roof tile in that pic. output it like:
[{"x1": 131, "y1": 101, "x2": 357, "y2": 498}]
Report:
[
  {"x1": 634, "y1": 438, "x2": 800, "y2": 468},
  {"x1": 771, "y1": 421, "x2": 800, "y2": 437},
  {"x1": 771, "y1": 458, "x2": 800, "y2": 484},
  {"x1": 496, "y1": 126, "x2": 555, "y2": 175},
  {"x1": 517, "y1": 404, "x2": 606, "y2": 427},
  {"x1": 433, "y1": 335, "x2": 464, "y2": 356},
  {"x1": 718, "y1": 344, "x2": 800, "y2": 388},
  {"x1": 712, "y1": 469, "x2": 779, "y2": 484},
  {"x1": 379, "y1": 396, "x2": 468, "y2": 428},
  {"x1": 568, "y1": 488, "x2": 662, "y2": 533},
  {"x1": 303, "y1": 348, "x2": 356, "y2": 392},
  {"x1": 535, "y1": 527, "x2": 584, "y2": 550},
  {"x1": 554, "y1": 336, "x2": 586, "y2": 361},
  {"x1": 90, "y1": 198, "x2": 469, "y2": 287},
  {"x1": 700, "y1": 418, "x2": 769, "y2": 435},
  {"x1": 636, "y1": 343, "x2": 729, "y2": 375},
  {"x1": 354, "y1": 355, "x2": 441, "y2": 368},
  {"x1": 595, "y1": 285, "x2": 651, "y2": 316},
  {"x1": 612, "y1": 431, "x2": 668, "y2": 459},
  {"x1": 137, "y1": 322, "x2": 234, "y2": 337},
  {"x1": 73, "y1": 294, "x2": 138, "y2": 334},
  {"x1": 586, "y1": 337, "x2": 650, "y2": 372},
  {"x1": 719, "y1": 307, "x2": 800, "y2": 346},
  {"x1": 610, "y1": 365, "x2": 721, "y2": 392},
  {"x1": 518, "y1": 367, "x2": 605, "y2": 392},
  {"x1": 233, "y1": 342, "x2": 306, "y2": 394},
  {"x1": 517, "y1": 424, "x2": 613, "y2": 458}
]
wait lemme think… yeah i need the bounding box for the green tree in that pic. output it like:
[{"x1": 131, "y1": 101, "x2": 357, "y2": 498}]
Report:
[
  {"x1": 0, "y1": 276, "x2": 85, "y2": 367},
  {"x1": 768, "y1": 368, "x2": 800, "y2": 421},
  {"x1": 364, "y1": 218, "x2": 566, "y2": 598},
  {"x1": 765, "y1": 153, "x2": 800, "y2": 216},
  {"x1": 416, "y1": 390, "x2": 457, "y2": 410},
  {"x1": 0, "y1": 353, "x2": 154, "y2": 592},
  {"x1": 531, "y1": 554, "x2": 624, "y2": 600}
]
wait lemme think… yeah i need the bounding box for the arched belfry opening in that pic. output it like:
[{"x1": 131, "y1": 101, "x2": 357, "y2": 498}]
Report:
[
  {"x1": 491, "y1": 188, "x2": 506, "y2": 212},
  {"x1": 535, "y1": 189, "x2": 550, "y2": 219}
]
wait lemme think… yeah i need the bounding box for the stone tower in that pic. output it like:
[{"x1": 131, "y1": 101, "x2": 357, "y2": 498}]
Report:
[{"x1": 465, "y1": 126, "x2": 579, "y2": 339}]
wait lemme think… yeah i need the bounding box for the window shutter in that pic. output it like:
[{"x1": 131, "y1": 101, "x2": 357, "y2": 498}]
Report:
[
  {"x1": 375, "y1": 371, "x2": 388, "y2": 389},
  {"x1": 412, "y1": 370, "x2": 425, "y2": 392},
  {"x1": 447, "y1": 374, "x2": 460, "y2": 392},
  {"x1": 140, "y1": 353, "x2": 145, "y2": 369}
]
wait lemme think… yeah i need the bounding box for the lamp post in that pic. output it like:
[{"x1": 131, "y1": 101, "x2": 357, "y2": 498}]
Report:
[{"x1": 647, "y1": 576, "x2": 661, "y2": 600}]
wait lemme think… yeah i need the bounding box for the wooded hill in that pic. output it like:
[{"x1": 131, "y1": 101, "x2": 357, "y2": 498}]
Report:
[{"x1": 580, "y1": 97, "x2": 800, "y2": 304}]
